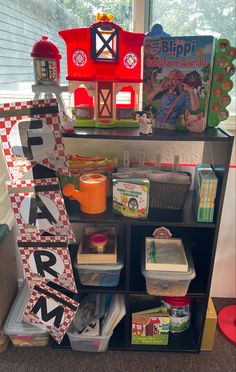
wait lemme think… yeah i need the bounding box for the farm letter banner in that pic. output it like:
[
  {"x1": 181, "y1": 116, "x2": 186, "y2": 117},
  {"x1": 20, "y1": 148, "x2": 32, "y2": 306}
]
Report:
[
  {"x1": 6, "y1": 178, "x2": 75, "y2": 242},
  {"x1": 0, "y1": 99, "x2": 70, "y2": 180},
  {"x1": 18, "y1": 236, "x2": 77, "y2": 293},
  {"x1": 23, "y1": 283, "x2": 79, "y2": 343}
]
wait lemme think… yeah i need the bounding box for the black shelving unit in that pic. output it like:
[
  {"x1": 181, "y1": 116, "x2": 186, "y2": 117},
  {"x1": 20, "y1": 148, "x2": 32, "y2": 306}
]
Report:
[{"x1": 56, "y1": 126, "x2": 233, "y2": 353}]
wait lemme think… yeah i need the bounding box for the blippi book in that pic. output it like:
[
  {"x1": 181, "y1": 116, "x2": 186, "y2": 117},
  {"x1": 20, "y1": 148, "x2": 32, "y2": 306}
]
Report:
[{"x1": 143, "y1": 36, "x2": 215, "y2": 132}]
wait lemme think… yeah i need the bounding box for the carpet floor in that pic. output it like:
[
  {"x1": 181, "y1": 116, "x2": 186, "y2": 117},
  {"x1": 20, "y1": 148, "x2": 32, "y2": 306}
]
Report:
[{"x1": 0, "y1": 298, "x2": 235, "y2": 372}]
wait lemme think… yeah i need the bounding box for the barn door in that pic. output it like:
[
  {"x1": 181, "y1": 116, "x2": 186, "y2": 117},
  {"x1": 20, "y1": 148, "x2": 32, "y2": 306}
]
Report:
[{"x1": 98, "y1": 82, "x2": 113, "y2": 119}]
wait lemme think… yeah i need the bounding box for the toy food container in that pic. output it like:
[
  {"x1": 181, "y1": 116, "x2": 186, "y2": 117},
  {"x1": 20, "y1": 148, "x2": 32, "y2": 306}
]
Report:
[
  {"x1": 75, "y1": 262, "x2": 123, "y2": 287},
  {"x1": 4, "y1": 281, "x2": 48, "y2": 347},
  {"x1": 162, "y1": 296, "x2": 191, "y2": 333},
  {"x1": 67, "y1": 324, "x2": 112, "y2": 352},
  {"x1": 141, "y1": 246, "x2": 195, "y2": 296}
]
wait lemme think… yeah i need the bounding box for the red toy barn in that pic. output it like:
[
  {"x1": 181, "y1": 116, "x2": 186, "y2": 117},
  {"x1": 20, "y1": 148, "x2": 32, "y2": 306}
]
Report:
[{"x1": 59, "y1": 21, "x2": 144, "y2": 126}]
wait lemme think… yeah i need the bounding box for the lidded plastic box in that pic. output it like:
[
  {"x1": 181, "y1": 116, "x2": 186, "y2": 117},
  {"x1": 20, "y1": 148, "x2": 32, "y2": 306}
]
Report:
[
  {"x1": 75, "y1": 262, "x2": 123, "y2": 287},
  {"x1": 67, "y1": 293, "x2": 125, "y2": 352},
  {"x1": 67, "y1": 324, "x2": 112, "y2": 352},
  {"x1": 4, "y1": 281, "x2": 48, "y2": 347},
  {"x1": 142, "y1": 245, "x2": 196, "y2": 296}
]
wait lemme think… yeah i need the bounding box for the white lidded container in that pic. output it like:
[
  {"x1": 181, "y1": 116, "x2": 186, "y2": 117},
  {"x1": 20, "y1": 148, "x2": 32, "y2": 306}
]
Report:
[
  {"x1": 4, "y1": 281, "x2": 48, "y2": 347},
  {"x1": 142, "y1": 244, "x2": 196, "y2": 296},
  {"x1": 67, "y1": 324, "x2": 112, "y2": 352},
  {"x1": 75, "y1": 262, "x2": 124, "y2": 287}
]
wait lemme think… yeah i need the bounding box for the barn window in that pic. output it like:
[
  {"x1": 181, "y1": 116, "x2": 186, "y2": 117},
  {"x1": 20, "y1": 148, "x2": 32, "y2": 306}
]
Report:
[{"x1": 91, "y1": 23, "x2": 119, "y2": 61}]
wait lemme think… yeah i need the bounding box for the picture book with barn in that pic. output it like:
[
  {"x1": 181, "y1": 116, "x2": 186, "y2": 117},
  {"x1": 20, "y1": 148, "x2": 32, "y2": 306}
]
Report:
[
  {"x1": 143, "y1": 36, "x2": 215, "y2": 132},
  {"x1": 132, "y1": 306, "x2": 170, "y2": 345}
]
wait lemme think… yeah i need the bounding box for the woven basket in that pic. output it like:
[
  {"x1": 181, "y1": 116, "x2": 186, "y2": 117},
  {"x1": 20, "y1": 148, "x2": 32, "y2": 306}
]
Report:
[{"x1": 149, "y1": 173, "x2": 191, "y2": 210}]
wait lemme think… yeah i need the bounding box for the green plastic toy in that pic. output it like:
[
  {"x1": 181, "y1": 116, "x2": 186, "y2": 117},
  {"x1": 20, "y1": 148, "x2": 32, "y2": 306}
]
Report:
[{"x1": 207, "y1": 39, "x2": 236, "y2": 127}]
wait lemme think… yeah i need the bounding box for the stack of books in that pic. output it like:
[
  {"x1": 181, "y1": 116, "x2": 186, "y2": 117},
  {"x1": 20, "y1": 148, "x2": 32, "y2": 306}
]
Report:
[{"x1": 193, "y1": 164, "x2": 218, "y2": 222}]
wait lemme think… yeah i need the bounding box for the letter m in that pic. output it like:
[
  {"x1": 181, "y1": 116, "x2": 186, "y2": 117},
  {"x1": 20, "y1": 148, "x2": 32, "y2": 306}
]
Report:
[{"x1": 31, "y1": 296, "x2": 64, "y2": 328}]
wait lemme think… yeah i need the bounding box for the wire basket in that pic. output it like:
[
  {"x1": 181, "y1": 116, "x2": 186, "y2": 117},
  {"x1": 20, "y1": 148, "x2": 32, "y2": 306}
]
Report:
[{"x1": 149, "y1": 172, "x2": 191, "y2": 210}]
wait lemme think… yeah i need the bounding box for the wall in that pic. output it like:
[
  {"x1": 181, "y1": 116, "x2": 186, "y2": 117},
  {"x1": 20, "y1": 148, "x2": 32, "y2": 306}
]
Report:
[
  {"x1": 0, "y1": 0, "x2": 79, "y2": 91},
  {"x1": 210, "y1": 130, "x2": 235, "y2": 298}
]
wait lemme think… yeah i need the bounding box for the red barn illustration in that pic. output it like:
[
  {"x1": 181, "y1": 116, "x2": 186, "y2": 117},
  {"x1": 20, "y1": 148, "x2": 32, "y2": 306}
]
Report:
[
  {"x1": 59, "y1": 20, "x2": 144, "y2": 127},
  {"x1": 132, "y1": 316, "x2": 167, "y2": 336}
]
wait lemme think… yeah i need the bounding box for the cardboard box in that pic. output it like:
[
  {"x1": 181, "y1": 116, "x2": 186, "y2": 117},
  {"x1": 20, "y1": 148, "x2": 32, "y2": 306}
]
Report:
[
  {"x1": 77, "y1": 226, "x2": 118, "y2": 264},
  {"x1": 201, "y1": 297, "x2": 217, "y2": 351}
]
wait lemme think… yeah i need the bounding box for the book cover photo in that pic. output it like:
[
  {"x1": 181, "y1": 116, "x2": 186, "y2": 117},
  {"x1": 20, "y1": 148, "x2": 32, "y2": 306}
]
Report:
[{"x1": 143, "y1": 36, "x2": 215, "y2": 132}]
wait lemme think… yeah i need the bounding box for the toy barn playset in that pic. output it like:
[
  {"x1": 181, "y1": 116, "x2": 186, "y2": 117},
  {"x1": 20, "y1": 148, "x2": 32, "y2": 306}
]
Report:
[
  {"x1": 58, "y1": 14, "x2": 144, "y2": 129},
  {"x1": 30, "y1": 18, "x2": 235, "y2": 133},
  {"x1": 0, "y1": 14, "x2": 235, "y2": 352}
]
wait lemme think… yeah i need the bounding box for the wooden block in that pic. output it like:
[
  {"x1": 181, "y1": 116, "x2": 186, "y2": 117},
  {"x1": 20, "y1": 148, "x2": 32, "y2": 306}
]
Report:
[{"x1": 201, "y1": 297, "x2": 217, "y2": 351}]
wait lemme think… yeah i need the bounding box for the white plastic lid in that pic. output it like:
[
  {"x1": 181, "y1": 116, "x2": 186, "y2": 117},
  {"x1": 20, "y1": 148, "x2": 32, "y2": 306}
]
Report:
[
  {"x1": 4, "y1": 280, "x2": 48, "y2": 336},
  {"x1": 142, "y1": 243, "x2": 196, "y2": 281},
  {"x1": 75, "y1": 262, "x2": 124, "y2": 272}
]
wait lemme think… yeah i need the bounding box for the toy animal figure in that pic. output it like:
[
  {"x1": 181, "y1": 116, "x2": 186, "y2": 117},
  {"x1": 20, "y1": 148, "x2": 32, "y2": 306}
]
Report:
[
  {"x1": 181, "y1": 111, "x2": 206, "y2": 133},
  {"x1": 136, "y1": 111, "x2": 153, "y2": 135}
]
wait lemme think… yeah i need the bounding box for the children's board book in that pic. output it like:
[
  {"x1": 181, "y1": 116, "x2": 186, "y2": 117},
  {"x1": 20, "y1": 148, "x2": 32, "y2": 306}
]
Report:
[
  {"x1": 143, "y1": 36, "x2": 215, "y2": 132},
  {"x1": 132, "y1": 306, "x2": 170, "y2": 345},
  {"x1": 145, "y1": 237, "x2": 188, "y2": 272},
  {"x1": 72, "y1": 293, "x2": 105, "y2": 332},
  {"x1": 112, "y1": 179, "x2": 149, "y2": 219},
  {"x1": 193, "y1": 164, "x2": 218, "y2": 222}
]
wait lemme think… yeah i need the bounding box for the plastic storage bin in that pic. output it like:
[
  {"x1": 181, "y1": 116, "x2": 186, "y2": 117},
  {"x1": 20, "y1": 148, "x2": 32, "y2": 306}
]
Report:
[
  {"x1": 67, "y1": 325, "x2": 112, "y2": 352},
  {"x1": 4, "y1": 281, "x2": 49, "y2": 347},
  {"x1": 0, "y1": 225, "x2": 18, "y2": 331},
  {"x1": 0, "y1": 328, "x2": 9, "y2": 353},
  {"x1": 142, "y1": 246, "x2": 196, "y2": 296},
  {"x1": 75, "y1": 262, "x2": 123, "y2": 287}
]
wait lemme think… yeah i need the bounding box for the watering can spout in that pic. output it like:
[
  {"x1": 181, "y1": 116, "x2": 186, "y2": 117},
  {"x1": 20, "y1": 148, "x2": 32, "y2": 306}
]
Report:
[{"x1": 62, "y1": 184, "x2": 88, "y2": 205}]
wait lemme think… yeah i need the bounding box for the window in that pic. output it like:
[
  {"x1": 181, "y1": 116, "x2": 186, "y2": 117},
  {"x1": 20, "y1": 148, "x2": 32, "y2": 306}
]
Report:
[{"x1": 91, "y1": 24, "x2": 119, "y2": 61}]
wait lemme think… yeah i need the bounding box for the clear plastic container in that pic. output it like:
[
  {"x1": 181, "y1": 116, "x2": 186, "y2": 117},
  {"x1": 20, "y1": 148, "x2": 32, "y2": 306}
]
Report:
[
  {"x1": 67, "y1": 324, "x2": 112, "y2": 352},
  {"x1": 142, "y1": 245, "x2": 196, "y2": 296},
  {"x1": 0, "y1": 328, "x2": 9, "y2": 353},
  {"x1": 4, "y1": 281, "x2": 49, "y2": 347},
  {"x1": 75, "y1": 262, "x2": 123, "y2": 287}
]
